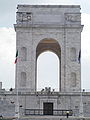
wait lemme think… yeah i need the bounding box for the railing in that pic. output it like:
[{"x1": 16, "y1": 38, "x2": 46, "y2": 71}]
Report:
[{"x1": 25, "y1": 109, "x2": 73, "y2": 116}]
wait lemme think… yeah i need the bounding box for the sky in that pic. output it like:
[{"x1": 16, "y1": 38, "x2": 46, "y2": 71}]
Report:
[{"x1": 0, "y1": 0, "x2": 90, "y2": 91}]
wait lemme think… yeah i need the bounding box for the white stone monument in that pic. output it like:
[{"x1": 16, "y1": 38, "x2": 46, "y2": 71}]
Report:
[
  {"x1": 13, "y1": 5, "x2": 84, "y2": 117},
  {"x1": 14, "y1": 5, "x2": 83, "y2": 93}
]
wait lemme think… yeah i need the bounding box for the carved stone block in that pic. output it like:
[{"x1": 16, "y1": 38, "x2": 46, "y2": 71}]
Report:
[
  {"x1": 16, "y1": 12, "x2": 32, "y2": 23},
  {"x1": 65, "y1": 13, "x2": 81, "y2": 22}
]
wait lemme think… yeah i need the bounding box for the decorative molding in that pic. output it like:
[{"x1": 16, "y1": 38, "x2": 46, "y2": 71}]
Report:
[
  {"x1": 16, "y1": 12, "x2": 32, "y2": 23},
  {"x1": 65, "y1": 13, "x2": 80, "y2": 22}
]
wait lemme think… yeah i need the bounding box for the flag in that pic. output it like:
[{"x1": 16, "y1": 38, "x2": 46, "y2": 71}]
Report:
[
  {"x1": 14, "y1": 50, "x2": 18, "y2": 64},
  {"x1": 16, "y1": 50, "x2": 18, "y2": 58},
  {"x1": 78, "y1": 50, "x2": 81, "y2": 63}
]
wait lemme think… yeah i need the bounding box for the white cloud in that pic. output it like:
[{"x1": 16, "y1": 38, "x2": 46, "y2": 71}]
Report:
[
  {"x1": 81, "y1": 13, "x2": 90, "y2": 90},
  {"x1": 37, "y1": 51, "x2": 59, "y2": 91},
  {"x1": 81, "y1": 13, "x2": 90, "y2": 61},
  {"x1": 0, "y1": 28, "x2": 16, "y2": 90},
  {"x1": 82, "y1": 14, "x2": 90, "y2": 45}
]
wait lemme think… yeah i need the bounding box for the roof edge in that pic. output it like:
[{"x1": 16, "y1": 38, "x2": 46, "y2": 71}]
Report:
[{"x1": 17, "y1": 5, "x2": 80, "y2": 8}]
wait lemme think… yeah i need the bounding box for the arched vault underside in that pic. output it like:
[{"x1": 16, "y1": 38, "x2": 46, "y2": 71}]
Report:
[{"x1": 36, "y1": 38, "x2": 61, "y2": 59}]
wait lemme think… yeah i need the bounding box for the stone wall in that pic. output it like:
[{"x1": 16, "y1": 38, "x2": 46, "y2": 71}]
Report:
[{"x1": 0, "y1": 90, "x2": 90, "y2": 117}]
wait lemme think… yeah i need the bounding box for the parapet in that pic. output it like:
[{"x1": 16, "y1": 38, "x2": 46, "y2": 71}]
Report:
[{"x1": 15, "y1": 5, "x2": 81, "y2": 26}]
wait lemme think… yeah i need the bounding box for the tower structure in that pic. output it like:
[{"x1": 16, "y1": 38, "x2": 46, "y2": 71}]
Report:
[{"x1": 14, "y1": 5, "x2": 83, "y2": 92}]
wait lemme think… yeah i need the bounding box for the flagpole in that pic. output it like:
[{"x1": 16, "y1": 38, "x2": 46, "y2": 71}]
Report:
[
  {"x1": 79, "y1": 50, "x2": 83, "y2": 117},
  {"x1": 16, "y1": 68, "x2": 19, "y2": 119},
  {"x1": 79, "y1": 89, "x2": 83, "y2": 117},
  {"x1": 15, "y1": 51, "x2": 19, "y2": 119}
]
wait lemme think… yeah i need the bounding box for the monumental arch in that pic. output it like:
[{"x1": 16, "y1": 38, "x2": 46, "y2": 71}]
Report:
[{"x1": 15, "y1": 5, "x2": 83, "y2": 92}]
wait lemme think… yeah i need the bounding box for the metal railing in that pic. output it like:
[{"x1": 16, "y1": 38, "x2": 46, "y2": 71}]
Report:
[{"x1": 25, "y1": 109, "x2": 73, "y2": 116}]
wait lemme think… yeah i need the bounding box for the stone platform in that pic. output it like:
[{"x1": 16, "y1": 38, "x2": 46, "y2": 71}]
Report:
[{"x1": 18, "y1": 116, "x2": 90, "y2": 120}]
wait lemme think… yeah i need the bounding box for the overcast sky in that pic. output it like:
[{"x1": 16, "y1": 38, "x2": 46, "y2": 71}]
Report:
[{"x1": 0, "y1": 0, "x2": 90, "y2": 91}]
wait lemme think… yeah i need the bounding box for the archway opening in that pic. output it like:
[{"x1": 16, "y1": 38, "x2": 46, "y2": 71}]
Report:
[
  {"x1": 37, "y1": 51, "x2": 59, "y2": 91},
  {"x1": 36, "y1": 38, "x2": 61, "y2": 92}
]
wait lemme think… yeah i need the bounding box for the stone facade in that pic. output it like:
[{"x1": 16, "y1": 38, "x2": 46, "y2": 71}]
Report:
[
  {"x1": 1, "y1": 5, "x2": 90, "y2": 119},
  {"x1": 14, "y1": 5, "x2": 83, "y2": 92},
  {"x1": 1, "y1": 89, "x2": 90, "y2": 117}
]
